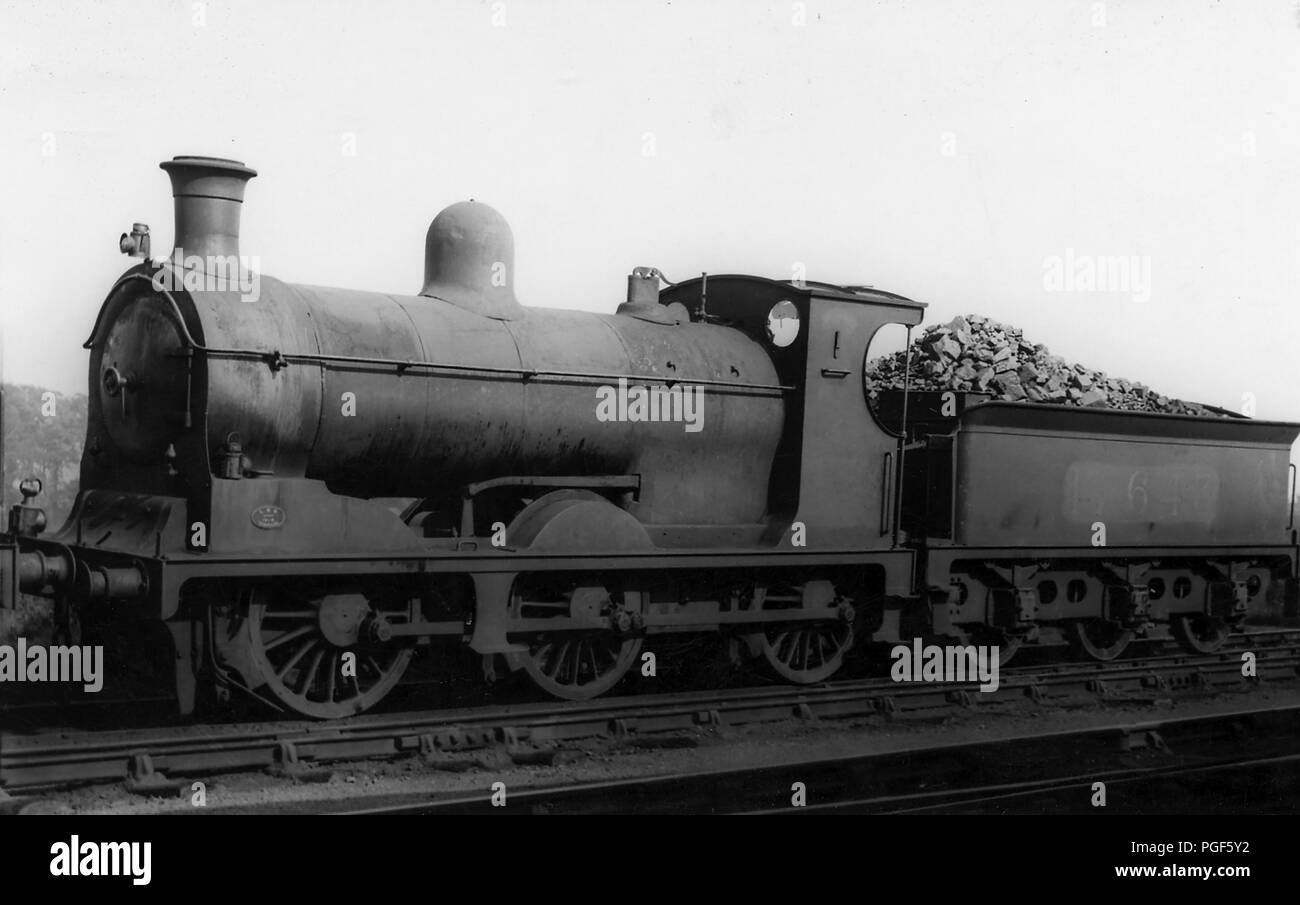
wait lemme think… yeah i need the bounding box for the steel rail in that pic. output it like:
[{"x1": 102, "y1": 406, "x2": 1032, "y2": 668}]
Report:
[{"x1": 849, "y1": 752, "x2": 1300, "y2": 815}]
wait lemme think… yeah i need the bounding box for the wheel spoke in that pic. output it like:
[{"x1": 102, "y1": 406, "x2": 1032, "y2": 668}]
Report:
[
  {"x1": 276, "y1": 640, "x2": 315, "y2": 680},
  {"x1": 264, "y1": 625, "x2": 314, "y2": 652},
  {"x1": 566, "y1": 642, "x2": 582, "y2": 685},
  {"x1": 298, "y1": 645, "x2": 325, "y2": 695},
  {"x1": 549, "y1": 642, "x2": 571, "y2": 679},
  {"x1": 569, "y1": 641, "x2": 584, "y2": 684},
  {"x1": 770, "y1": 632, "x2": 790, "y2": 663},
  {"x1": 533, "y1": 642, "x2": 555, "y2": 674}
]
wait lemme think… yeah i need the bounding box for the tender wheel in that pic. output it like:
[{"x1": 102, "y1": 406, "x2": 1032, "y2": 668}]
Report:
[
  {"x1": 1170, "y1": 614, "x2": 1231, "y2": 654},
  {"x1": 957, "y1": 625, "x2": 1023, "y2": 667},
  {"x1": 505, "y1": 582, "x2": 642, "y2": 700},
  {"x1": 238, "y1": 587, "x2": 416, "y2": 719},
  {"x1": 741, "y1": 582, "x2": 853, "y2": 684},
  {"x1": 1069, "y1": 619, "x2": 1135, "y2": 661}
]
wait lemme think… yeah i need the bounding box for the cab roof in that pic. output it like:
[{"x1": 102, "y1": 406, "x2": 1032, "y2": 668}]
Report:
[{"x1": 667, "y1": 274, "x2": 927, "y2": 310}]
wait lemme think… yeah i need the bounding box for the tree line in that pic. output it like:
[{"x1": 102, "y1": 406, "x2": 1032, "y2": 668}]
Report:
[{"x1": 2, "y1": 384, "x2": 86, "y2": 527}]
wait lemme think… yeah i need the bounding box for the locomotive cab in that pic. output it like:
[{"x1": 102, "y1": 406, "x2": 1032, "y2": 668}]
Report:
[{"x1": 660, "y1": 276, "x2": 927, "y2": 555}]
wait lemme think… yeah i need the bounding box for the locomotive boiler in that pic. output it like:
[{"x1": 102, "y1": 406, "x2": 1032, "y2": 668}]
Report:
[{"x1": 2, "y1": 154, "x2": 1297, "y2": 720}]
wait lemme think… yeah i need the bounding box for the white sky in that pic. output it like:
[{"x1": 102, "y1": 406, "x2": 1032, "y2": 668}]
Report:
[{"x1": 2, "y1": 0, "x2": 1298, "y2": 434}]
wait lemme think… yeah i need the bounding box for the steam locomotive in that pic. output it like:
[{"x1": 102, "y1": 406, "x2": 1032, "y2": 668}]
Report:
[{"x1": 3, "y1": 155, "x2": 1297, "y2": 719}]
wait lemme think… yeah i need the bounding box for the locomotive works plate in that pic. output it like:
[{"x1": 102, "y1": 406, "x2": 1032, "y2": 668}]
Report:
[{"x1": 250, "y1": 505, "x2": 287, "y2": 530}]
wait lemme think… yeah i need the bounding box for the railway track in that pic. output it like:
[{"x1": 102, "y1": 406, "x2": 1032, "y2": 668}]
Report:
[
  {"x1": 335, "y1": 703, "x2": 1300, "y2": 815},
  {"x1": 3, "y1": 630, "x2": 1297, "y2": 796}
]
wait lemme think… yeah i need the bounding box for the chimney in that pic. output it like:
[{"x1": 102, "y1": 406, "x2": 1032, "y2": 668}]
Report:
[{"x1": 159, "y1": 156, "x2": 257, "y2": 266}]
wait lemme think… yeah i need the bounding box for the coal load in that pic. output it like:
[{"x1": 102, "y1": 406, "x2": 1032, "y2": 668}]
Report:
[{"x1": 864, "y1": 315, "x2": 1223, "y2": 417}]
